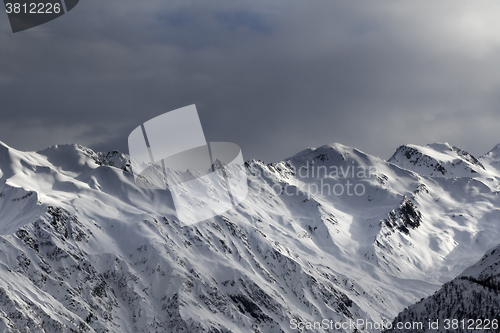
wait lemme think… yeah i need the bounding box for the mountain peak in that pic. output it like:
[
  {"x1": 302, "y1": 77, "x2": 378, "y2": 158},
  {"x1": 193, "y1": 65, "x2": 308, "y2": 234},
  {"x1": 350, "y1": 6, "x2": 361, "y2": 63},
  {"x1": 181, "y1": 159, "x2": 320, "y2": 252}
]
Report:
[
  {"x1": 426, "y1": 142, "x2": 453, "y2": 153},
  {"x1": 388, "y1": 143, "x2": 485, "y2": 177},
  {"x1": 482, "y1": 143, "x2": 500, "y2": 159},
  {"x1": 287, "y1": 142, "x2": 371, "y2": 163}
]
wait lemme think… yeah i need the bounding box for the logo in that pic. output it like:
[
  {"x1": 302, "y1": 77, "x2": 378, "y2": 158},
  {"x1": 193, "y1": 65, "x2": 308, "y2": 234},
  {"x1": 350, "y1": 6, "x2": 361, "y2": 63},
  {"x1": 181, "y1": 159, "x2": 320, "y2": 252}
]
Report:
[
  {"x1": 4, "y1": 0, "x2": 79, "y2": 33},
  {"x1": 128, "y1": 105, "x2": 248, "y2": 226}
]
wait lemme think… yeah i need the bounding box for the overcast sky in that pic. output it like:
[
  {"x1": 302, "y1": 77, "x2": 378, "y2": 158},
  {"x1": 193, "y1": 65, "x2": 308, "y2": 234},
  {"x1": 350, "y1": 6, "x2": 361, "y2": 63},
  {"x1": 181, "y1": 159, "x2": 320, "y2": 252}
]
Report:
[{"x1": 1, "y1": 0, "x2": 500, "y2": 162}]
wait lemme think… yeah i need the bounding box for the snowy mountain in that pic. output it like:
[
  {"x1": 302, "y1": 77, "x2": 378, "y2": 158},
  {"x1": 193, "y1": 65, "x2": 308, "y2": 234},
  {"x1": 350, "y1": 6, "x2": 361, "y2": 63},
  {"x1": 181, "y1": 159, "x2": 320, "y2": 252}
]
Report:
[
  {"x1": 386, "y1": 243, "x2": 500, "y2": 333},
  {"x1": 0, "y1": 141, "x2": 499, "y2": 332},
  {"x1": 388, "y1": 143, "x2": 486, "y2": 178},
  {"x1": 480, "y1": 143, "x2": 500, "y2": 174}
]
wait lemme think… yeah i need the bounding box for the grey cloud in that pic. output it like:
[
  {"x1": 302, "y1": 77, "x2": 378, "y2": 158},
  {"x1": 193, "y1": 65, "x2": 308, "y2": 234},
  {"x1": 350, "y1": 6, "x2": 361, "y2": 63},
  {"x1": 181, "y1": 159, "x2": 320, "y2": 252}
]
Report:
[{"x1": 1, "y1": 0, "x2": 500, "y2": 162}]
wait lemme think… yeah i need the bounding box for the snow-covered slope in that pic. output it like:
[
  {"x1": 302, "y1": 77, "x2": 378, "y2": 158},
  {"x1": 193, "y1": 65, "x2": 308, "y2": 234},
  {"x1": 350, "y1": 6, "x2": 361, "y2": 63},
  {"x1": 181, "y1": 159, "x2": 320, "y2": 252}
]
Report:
[
  {"x1": 0, "y1": 141, "x2": 499, "y2": 332},
  {"x1": 479, "y1": 143, "x2": 500, "y2": 176},
  {"x1": 386, "y1": 243, "x2": 500, "y2": 333},
  {"x1": 388, "y1": 143, "x2": 486, "y2": 178}
]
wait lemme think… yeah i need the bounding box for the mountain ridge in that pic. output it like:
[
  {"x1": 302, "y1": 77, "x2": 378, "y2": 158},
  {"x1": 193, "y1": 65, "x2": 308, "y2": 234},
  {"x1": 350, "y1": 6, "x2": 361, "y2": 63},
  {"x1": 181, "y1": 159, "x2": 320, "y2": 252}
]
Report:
[{"x1": 0, "y1": 140, "x2": 499, "y2": 332}]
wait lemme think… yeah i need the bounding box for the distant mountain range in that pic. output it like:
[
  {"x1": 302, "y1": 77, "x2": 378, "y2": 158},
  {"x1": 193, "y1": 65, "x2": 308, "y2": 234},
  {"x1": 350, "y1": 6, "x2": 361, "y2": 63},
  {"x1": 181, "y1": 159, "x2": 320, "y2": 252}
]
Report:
[{"x1": 0, "y1": 140, "x2": 499, "y2": 332}]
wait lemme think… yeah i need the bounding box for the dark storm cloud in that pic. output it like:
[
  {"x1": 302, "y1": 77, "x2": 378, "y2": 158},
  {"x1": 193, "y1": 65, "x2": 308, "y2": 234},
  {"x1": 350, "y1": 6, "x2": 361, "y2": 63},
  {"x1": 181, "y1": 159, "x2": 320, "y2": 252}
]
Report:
[{"x1": 1, "y1": 0, "x2": 500, "y2": 162}]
